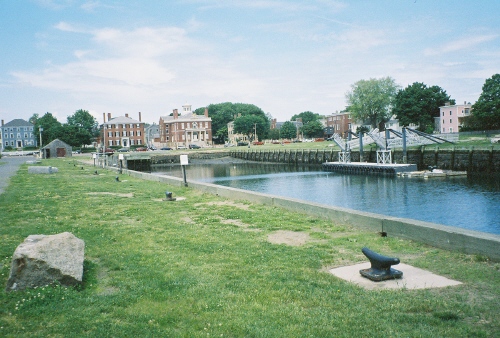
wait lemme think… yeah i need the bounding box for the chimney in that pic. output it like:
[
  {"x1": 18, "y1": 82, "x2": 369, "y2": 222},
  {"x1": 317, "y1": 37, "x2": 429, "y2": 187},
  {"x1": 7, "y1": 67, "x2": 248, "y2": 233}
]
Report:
[
  {"x1": 138, "y1": 111, "x2": 142, "y2": 122},
  {"x1": 173, "y1": 109, "x2": 178, "y2": 119},
  {"x1": 103, "y1": 113, "x2": 106, "y2": 123},
  {"x1": 464, "y1": 101, "x2": 466, "y2": 105},
  {"x1": 125, "y1": 113, "x2": 129, "y2": 118},
  {"x1": 204, "y1": 108, "x2": 208, "y2": 117},
  {"x1": 1, "y1": 119, "x2": 4, "y2": 127},
  {"x1": 445, "y1": 102, "x2": 450, "y2": 106},
  {"x1": 108, "y1": 113, "x2": 111, "y2": 121}
]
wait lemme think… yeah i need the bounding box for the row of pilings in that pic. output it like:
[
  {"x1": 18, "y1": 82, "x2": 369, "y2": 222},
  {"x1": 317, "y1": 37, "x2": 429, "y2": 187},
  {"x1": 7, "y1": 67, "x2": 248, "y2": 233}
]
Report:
[
  {"x1": 229, "y1": 148, "x2": 341, "y2": 165},
  {"x1": 229, "y1": 147, "x2": 500, "y2": 173}
]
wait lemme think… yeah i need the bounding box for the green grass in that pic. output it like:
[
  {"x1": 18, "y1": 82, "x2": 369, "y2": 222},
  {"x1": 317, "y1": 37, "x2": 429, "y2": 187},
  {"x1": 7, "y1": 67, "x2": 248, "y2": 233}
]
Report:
[{"x1": 0, "y1": 158, "x2": 499, "y2": 337}]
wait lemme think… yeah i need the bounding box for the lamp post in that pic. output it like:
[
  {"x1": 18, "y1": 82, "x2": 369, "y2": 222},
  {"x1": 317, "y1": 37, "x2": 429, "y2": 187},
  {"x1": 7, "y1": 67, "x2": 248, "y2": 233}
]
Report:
[{"x1": 39, "y1": 127, "x2": 43, "y2": 159}]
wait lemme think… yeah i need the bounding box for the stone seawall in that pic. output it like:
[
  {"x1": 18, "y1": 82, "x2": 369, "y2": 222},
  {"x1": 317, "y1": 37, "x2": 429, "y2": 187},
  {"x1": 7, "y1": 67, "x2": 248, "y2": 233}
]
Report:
[
  {"x1": 118, "y1": 167, "x2": 500, "y2": 261},
  {"x1": 230, "y1": 148, "x2": 500, "y2": 173}
]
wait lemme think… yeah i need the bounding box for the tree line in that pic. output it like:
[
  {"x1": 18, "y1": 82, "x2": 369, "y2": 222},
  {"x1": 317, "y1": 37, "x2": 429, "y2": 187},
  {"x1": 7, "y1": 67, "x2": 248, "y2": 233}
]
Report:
[
  {"x1": 29, "y1": 109, "x2": 99, "y2": 149},
  {"x1": 28, "y1": 73, "x2": 499, "y2": 148}
]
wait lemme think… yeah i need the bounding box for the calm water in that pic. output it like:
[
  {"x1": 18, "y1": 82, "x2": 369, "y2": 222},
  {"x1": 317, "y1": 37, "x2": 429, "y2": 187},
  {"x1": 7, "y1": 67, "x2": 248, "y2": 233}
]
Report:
[{"x1": 153, "y1": 162, "x2": 500, "y2": 235}]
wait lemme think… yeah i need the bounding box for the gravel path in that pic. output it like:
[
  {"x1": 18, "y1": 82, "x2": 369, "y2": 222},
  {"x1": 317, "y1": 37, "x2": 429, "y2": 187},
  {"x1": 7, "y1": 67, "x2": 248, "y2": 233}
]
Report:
[{"x1": 0, "y1": 156, "x2": 30, "y2": 195}]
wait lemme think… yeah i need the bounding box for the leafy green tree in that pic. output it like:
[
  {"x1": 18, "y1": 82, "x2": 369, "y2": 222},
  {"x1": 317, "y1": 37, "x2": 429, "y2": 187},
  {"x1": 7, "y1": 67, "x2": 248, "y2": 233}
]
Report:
[
  {"x1": 36, "y1": 112, "x2": 62, "y2": 146},
  {"x1": 233, "y1": 115, "x2": 267, "y2": 141},
  {"x1": 279, "y1": 121, "x2": 297, "y2": 139},
  {"x1": 301, "y1": 120, "x2": 325, "y2": 138},
  {"x1": 194, "y1": 102, "x2": 270, "y2": 144},
  {"x1": 66, "y1": 109, "x2": 99, "y2": 147},
  {"x1": 291, "y1": 111, "x2": 320, "y2": 124},
  {"x1": 469, "y1": 74, "x2": 500, "y2": 130},
  {"x1": 392, "y1": 82, "x2": 454, "y2": 133},
  {"x1": 268, "y1": 128, "x2": 280, "y2": 140},
  {"x1": 29, "y1": 113, "x2": 39, "y2": 125},
  {"x1": 346, "y1": 77, "x2": 399, "y2": 130}
]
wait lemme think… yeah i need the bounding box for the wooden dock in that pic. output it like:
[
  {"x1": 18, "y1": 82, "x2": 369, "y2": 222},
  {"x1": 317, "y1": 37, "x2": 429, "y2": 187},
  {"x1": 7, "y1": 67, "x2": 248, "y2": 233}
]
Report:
[
  {"x1": 397, "y1": 170, "x2": 467, "y2": 178},
  {"x1": 322, "y1": 162, "x2": 417, "y2": 175}
]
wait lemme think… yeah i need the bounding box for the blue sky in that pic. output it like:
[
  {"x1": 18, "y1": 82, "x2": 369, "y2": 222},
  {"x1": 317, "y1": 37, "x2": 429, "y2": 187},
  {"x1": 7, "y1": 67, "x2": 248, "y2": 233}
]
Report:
[{"x1": 1, "y1": 0, "x2": 499, "y2": 125}]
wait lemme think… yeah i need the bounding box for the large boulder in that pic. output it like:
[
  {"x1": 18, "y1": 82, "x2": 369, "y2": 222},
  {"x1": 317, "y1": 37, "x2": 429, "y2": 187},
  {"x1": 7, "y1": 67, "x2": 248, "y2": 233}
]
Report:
[{"x1": 6, "y1": 232, "x2": 85, "y2": 291}]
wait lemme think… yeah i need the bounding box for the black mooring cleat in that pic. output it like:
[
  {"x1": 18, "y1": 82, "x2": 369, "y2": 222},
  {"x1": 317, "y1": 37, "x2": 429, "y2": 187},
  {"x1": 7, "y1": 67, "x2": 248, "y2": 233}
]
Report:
[{"x1": 359, "y1": 247, "x2": 403, "y2": 281}]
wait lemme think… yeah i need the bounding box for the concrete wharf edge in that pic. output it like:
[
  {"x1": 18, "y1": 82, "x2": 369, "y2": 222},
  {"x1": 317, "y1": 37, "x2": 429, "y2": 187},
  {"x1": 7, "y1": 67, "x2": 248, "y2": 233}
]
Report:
[{"x1": 90, "y1": 163, "x2": 500, "y2": 261}]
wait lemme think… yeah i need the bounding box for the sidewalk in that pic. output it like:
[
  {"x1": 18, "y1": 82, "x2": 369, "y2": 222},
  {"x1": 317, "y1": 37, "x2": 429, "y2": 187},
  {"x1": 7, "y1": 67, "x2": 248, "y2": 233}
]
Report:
[{"x1": 0, "y1": 156, "x2": 30, "y2": 195}]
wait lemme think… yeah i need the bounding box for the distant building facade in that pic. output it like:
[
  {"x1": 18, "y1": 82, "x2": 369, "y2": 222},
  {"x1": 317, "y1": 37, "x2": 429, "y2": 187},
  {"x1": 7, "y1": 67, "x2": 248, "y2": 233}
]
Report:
[
  {"x1": 98, "y1": 112, "x2": 145, "y2": 148},
  {"x1": 227, "y1": 121, "x2": 248, "y2": 145},
  {"x1": 270, "y1": 118, "x2": 304, "y2": 140},
  {"x1": 437, "y1": 102, "x2": 472, "y2": 133},
  {"x1": 158, "y1": 104, "x2": 212, "y2": 148},
  {"x1": 1, "y1": 119, "x2": 37, "y2": 150},
  {"x1": 325, "y1": 113, "x2": 353, "y2": 138}
]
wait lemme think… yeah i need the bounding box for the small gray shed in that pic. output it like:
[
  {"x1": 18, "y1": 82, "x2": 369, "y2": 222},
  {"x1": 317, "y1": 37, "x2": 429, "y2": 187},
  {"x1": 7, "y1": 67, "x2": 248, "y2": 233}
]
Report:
[{"x1": 42, "y1": 139, "x2": 72, "y2": 158}]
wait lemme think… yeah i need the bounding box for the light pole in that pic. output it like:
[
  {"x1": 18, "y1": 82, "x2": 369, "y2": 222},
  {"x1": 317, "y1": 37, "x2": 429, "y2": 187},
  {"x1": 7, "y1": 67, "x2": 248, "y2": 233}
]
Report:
[{"x1": 39, "y1": 127, "x2": 43, "y2": 159}]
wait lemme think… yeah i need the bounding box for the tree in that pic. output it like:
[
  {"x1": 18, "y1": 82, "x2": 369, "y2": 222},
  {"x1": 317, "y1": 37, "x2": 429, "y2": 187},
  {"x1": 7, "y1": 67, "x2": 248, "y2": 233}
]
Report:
[
  {"x1": 469, "y1": 74, "x2": 500, "y2": 130},
  {"x1": 67, "y1": 109, "x2": 99, "y2": 147},
  {"x1": 392, "y1": 82, "x2": 454, "y2": 133},
  {"x1": 233, "y1": 115, "x2": 267, "y2": 142},
  {"x1": 36, "y1": 113, "x2": 62, "y2": 146},
  {"x1": 194, "y1": 102, "x2": 270, "y2": 144},
  {"x1": 268, "y1": 128, "x2": 280, "y2": 140},
  {"x1": 291, "y1": 111, "x2": 320, "y2": 124},
  {"x1": 279, "y1": 121, "x2": 297, "y2": 139},
  {"x1": 29, "y1": 113, "x2": 39, "y2": 125},
  {"x1": 301, "y1": 120, "x2": 325, "y2": 138},
  {"x1": 346, "y1": 77, "x2": 399, "y2": 130}
]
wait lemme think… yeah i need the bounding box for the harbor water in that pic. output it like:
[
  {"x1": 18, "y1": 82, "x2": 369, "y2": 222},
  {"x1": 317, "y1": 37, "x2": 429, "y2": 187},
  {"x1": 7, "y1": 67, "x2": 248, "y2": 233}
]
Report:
[{"x1": 152, "y1": 162, "x2": 500, "y2": 235}]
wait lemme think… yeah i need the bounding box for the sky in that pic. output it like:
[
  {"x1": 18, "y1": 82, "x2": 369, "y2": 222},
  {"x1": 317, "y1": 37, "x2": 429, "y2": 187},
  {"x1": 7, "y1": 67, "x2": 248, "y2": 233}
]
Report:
[{"x1": 1, "y1": 0, "x2": 499, "y2": 125}]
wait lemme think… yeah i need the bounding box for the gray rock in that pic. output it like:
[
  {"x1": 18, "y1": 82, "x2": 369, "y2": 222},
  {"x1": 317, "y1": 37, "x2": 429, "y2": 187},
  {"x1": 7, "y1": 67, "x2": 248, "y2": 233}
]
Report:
[
  {"x1": 28, "y1": 166, "x2": 59, "y2": 174},
  {"x1": 6, "y1": 232, "x2": 85, "y2": 291}
]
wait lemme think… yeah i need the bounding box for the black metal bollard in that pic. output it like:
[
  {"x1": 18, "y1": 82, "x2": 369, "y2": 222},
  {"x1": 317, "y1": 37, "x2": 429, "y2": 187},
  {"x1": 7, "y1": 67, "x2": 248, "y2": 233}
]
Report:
[{"x1": 359, "y1": 247, "x2": 403, "y2": 281}]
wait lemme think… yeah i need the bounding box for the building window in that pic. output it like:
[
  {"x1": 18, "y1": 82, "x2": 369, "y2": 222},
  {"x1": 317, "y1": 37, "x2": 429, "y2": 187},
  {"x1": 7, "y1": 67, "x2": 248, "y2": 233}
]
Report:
[
  {"x1": 442, "y1": 119, "x2": 445, "y2": 125},
  {"x1": 450, "y1": 111, "x2": 452, "y2": 115},
  {"x1": 130, "y1": 131, "x2": 134, "y2": 136},
  {"x1": 449, "y1": 127, "x2": 453, "y2": 132},
  {"x1": 450, "y1": 119, "x2": 452, "y2": 123}
]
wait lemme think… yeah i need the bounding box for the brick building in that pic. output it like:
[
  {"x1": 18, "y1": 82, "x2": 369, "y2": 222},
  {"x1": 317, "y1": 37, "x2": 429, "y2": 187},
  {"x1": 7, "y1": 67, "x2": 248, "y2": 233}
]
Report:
[
  {"x1": 158, "y1": 104, "x2": 212, "y2": 148},
  {"x1": 325, "y1": 112, "x2": 353, "y2": 138},
  {"x1": 99, "y1": 112, "x2": 145, "y2": 148}
]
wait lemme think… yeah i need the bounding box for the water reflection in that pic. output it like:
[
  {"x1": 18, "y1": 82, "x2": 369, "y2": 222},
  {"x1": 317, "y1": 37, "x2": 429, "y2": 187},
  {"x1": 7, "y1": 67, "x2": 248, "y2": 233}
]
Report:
[{"x1": 152, "y1": 163, "x2": 500, "y2": 235}]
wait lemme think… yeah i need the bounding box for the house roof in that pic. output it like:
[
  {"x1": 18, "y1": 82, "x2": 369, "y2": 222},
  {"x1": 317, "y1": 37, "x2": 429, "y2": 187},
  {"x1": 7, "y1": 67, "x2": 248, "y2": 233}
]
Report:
[
  {"x1": 2, "y1": 119, "x2": 33, "y2": 128},
  {"x1": 42, "y1": 138, "x2": 71, "y2": 149},
  {"x1": 104, "y1": 116, "x2": 143, "y2": 125}
]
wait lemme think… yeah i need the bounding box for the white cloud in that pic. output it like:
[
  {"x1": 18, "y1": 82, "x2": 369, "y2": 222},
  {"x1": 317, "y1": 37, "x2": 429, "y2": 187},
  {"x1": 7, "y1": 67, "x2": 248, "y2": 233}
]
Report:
[{"x1": 424, "y1": 34, "x2": 498, "y2": 56}]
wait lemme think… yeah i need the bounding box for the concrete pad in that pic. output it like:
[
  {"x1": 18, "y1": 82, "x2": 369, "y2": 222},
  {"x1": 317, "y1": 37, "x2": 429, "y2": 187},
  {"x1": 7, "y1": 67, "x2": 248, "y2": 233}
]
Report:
[{"x1": 329, "y1": 263, "x2": 462, "y2": 290}]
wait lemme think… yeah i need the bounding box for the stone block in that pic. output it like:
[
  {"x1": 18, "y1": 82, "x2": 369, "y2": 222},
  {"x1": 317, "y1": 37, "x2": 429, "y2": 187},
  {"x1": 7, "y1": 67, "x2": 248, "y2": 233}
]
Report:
[
  {"x1": 6, "y1": 232, "x2": 85, "y2": 291},
  {"x1": 28, "y1": 166, "x2": 59, "y2": 174}
]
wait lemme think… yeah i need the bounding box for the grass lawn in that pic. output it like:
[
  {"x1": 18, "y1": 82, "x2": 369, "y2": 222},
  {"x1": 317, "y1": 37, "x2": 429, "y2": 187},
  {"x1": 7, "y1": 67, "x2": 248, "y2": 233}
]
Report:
[{"x1": 0, "y1": 158, "x2": 499, "y2": 337}]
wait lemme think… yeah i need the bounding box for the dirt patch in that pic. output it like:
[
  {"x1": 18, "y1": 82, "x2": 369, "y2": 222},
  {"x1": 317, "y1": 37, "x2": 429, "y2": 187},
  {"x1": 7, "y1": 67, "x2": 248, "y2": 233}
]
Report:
[
  {"x1": 268, "y1": 230, "x2": 310, "y2": 246},
  {"x1": 86, "y1": 192, "x2": 134, "y2": 198},
  {"x1": 220, "y1": 218, "x2": 262, "y2": 232},
  {"x1": 197, "y1": 201, "x2": 250, "y2": 210}
]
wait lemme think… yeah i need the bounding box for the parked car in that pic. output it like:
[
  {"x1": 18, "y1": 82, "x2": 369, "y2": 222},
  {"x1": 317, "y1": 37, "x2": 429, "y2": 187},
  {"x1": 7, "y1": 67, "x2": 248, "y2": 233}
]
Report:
[
  {"x1": 117, "y1": 148, "x2": 129, "y2": 152},
  {"x1": 135, "y1": 147, "x2": 148, "y2": 152},
  {"x1": 160, "y1": 147, "x2": 172, "y2": 150},
  {"x1": 177, "y1": 145, "x2": 187, "y2": 150},
  {"x1": 237, "y1": 142, "x2": 248, "y2": 146},
  {"x1": 189, "y1": 144, "x2": 201, "y2": 149}
]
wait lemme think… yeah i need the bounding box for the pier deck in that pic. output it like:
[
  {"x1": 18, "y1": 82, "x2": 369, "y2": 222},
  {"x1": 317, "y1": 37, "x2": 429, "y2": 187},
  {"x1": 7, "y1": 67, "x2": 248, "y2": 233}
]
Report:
[{"x1": 322, "y1": 162, "x2": 417, "y2": 175}]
